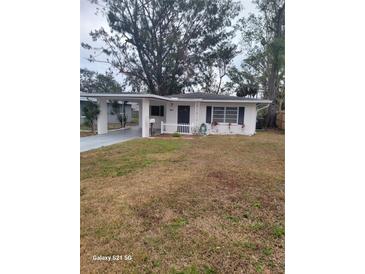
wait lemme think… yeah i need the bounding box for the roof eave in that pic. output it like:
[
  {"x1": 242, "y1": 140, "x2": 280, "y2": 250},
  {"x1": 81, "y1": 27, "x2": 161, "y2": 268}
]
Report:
[
  {"x1": 80, "y1": 93, "x2": 272, "y2": 104},
  {"x1": 197, "y1": 99, "x2": 272, "y2": 104},
  {"x1": 79, "y1": 93, "x2": 171, "y2": 102}
]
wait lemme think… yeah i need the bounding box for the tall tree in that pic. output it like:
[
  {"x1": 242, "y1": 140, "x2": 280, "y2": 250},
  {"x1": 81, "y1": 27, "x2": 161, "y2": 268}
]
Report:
[
  {"x1": 82, "y1": 0, "x2": 240, "y2": 95},
  {"x1": 80, "y1": 68, "x2": 124, "y2": 93},
  {"x1": 225, "y1": 65, "x2": 260, "y2": 98},
  {"x1": 198, "y1": 42, "x2": 238, "y2": 94},
  {"x1": 263, "y1": 0, "x2": 285, "y2": 127},
  {"x1": 226, "y1": 0, "x2": 285, "y2": 127}
]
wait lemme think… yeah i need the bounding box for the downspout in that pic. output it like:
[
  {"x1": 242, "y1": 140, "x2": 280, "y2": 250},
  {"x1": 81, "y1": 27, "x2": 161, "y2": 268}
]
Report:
[{"x1": 257, "y1": 104, "x2": 270, "y2": 112}]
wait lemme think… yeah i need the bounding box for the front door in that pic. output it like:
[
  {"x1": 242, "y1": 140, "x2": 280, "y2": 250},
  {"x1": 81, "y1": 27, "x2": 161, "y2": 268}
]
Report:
[{"x1": 177, "y1": 105, "x2": 190, "y2": 133}]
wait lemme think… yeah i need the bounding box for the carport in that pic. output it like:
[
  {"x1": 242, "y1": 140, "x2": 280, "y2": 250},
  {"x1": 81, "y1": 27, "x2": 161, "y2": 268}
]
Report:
[{"x1": 80, "y1": 93, "x2": 170, "y2": 138}]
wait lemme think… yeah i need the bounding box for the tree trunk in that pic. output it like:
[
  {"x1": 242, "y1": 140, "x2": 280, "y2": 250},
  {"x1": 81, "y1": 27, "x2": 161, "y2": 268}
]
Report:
[
  {"x1": 265, "y1": 62, "x2": 279, "y2": 128},
  {"x1": 267, "y1": 101, "x2": 277, "y2": 128},
  {"x1": 91, "y1": 121, "x2": 95, "y2": 134},
  {"x1": 265, "y1": 3, "x2": 284, "y2": 128}
]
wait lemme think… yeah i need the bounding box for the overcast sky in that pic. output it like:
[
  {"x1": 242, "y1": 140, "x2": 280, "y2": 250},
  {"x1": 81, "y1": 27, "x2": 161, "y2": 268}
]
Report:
[{"x1": 80, "y1": 0, "x2": 257, "y2": 83}]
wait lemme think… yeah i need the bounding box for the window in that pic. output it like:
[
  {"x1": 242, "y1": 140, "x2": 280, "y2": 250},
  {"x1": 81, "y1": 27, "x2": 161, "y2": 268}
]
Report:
[
  {"x1": 212, "y1": 107, "x2": 225, "y2": 122},
  {"x1": 206, "y1": 106, "x2": 212, "y2": 123},
  {"x1": 212, "y1": 106, "x2": 240, "y2": 123},
  {"x1": 238, "y1": 107, "x2": 245, "y2": 125},
  {"x1": 225, "y1": 107, "x2": 238, "y2": 123},
  {"x1": 150, "y1": 105, "x2": 164, "y2": 117}
]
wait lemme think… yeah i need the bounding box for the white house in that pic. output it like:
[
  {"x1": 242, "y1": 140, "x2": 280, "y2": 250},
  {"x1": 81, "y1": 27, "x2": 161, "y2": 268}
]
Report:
[{"x1": 80, "y1": 92, "x2": 271, "y2": 137}]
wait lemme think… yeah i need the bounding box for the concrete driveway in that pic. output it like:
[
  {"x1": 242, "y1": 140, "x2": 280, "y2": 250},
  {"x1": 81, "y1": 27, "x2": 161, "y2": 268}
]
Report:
[{"x1": 80, "y1": 126, "x2": 141, "y2": 152}]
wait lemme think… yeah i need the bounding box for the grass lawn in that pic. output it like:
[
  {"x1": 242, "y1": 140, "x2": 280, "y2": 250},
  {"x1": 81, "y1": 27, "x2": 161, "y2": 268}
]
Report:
[{"x1": 80, "y1": 131, "x2": 284, "y2": 273}]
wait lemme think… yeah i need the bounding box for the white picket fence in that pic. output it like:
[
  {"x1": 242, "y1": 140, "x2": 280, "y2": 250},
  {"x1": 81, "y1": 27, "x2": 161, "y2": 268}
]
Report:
[{"x1": 161, "y1": 122, "x2": 195, "y2": 135}]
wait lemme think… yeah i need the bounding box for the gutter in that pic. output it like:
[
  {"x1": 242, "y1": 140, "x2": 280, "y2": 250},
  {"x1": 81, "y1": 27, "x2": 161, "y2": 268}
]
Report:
[
  {"x1": 257, "y1": 103, "x2": 271, "y2": 112},
  {"x1": 80, "y1": 93, "x2": 272, "y2": 104}
]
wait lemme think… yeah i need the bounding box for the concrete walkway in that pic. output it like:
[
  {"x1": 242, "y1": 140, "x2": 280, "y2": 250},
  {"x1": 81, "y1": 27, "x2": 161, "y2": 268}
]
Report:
[{"x1": 80, "y1": 126, "x2": 141, "y2": 152}]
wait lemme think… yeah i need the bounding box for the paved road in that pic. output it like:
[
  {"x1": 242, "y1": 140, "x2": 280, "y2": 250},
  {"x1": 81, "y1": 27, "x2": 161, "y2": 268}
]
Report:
[{"x1": 80, "y1": 127, "x2": 141, "y2": 152}]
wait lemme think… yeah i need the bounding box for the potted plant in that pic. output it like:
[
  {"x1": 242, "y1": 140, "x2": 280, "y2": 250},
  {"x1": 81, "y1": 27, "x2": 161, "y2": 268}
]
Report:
[{"x1": 211, "y1": 121, "x2": 219, "y2": 133}]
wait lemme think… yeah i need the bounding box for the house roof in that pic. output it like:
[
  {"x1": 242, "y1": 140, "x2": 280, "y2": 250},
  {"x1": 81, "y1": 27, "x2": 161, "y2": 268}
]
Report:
[
  {"x1": 168, "y1": 92, "x2": 262, "y2": 101},
  {"x1": 80, "y1": 92, "x2": 271, "y2": 104},
  {"x1": 80, "y1": 96, "x2": 131, "y2": 104}
]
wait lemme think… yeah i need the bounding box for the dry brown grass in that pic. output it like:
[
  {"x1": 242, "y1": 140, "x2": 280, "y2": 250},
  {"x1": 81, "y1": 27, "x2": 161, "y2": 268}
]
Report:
[{"x1": 80, "y1": 131, "x2": 284, "y2": 273}]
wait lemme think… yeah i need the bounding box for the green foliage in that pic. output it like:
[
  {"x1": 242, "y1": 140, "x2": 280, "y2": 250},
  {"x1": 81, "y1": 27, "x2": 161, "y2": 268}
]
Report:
[
  {"x1": 202, "y1": 265, "x2": 217, "y2": 274},
  {"x1": 110, "y1": 100, "x2": 120, "y2": 115},
  {"x1": 255, "y1": 263, "x2": 265, "y2": 273},
  {"x1": 236, "y1": 83, "x2": 259, "y2": 97},
  {"x1": 243, "y1": 241, "x2": 258, "y2": 250},
  {"x1": 262, "y1": 247, "x2": 273, "y2": 256},
  {"x1": 152, "y1": 260, "x2": 161, "y2": 268},
  {"x1": 251, "y1": 221, "x2": 265, "y2": 230},
  {"x1": 117, "y1": 113, "x2": 127, "y2": 128},
  {"x1": 82, "y1": 0, "x2": 240, "y2": 95},
  {"x1": 225, "y1": 0, "x2": 285, "y2": 126},
  {"x1": 165, "y1": 217, "x2": 188, "y2": 237},
  {"x1": 167, "y1": 218, "x2": 188, "y2": 230},
  {"x1": 80, "y1": 68, "x2": 124, "y2": 93},
  {"x1": 273, "y1": 225, "x2": 285, "y2": 238},
  {"x1": 198, "y1": 42, "x2": 238, "y2": 94},
  {"x1": 82, "y1": 101, "x2": 100, "y2": 133},
  {"x1": 253, "y1": 201, "x2": 262, "y2": 208},
  {"x1": 172, "y1": 132, "x2": 181, "y2": 137}
]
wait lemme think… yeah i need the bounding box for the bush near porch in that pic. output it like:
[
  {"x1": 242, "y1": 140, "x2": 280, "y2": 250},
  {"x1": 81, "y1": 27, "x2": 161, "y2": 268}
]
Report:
[{"x1": 80, "y1": 131, "x2": 284, "y2": 273}]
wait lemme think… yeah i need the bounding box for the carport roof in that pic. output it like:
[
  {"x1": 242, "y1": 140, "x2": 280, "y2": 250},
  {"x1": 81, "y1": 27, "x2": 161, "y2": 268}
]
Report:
[{"x1": 80, "y1": 92, "x2": 272, "y2": 104}]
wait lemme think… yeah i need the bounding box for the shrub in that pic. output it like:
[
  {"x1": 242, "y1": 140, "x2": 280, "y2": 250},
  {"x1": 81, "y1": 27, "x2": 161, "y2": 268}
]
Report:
[
  {"x1": 82, "y1": 101, "x2": 100, "y2": 133},
  {"x1": 117, "y1": 113, "x2": 127, "y2": 128},
  {"x1": 172, "y1": 132, "x2": 181, "y2": 137}
]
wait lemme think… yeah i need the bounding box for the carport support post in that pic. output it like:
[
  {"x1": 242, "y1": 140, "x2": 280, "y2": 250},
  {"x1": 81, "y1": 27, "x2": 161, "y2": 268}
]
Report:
[
  {"x1": 138, "y1": 101, "x2": 142, "y2": 128},
  {"x1": 141, "y1": 98, "x2": 150, "y2": 137},
  {"x1": 97, "y1": 98, "x2": 108, "y2": 135}
]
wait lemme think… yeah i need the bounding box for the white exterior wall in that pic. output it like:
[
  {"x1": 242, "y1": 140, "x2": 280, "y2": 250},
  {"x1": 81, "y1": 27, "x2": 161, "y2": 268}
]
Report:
[
  {"x1": 199, "y1": 103, "x2": 257, "y2": 136},
  {"x1": 149, "y1": 100, "x2": 167, "y2": 129},
  {"x1": 141, "y1": 98, "x2": 150, "y2": 137},
  {"x1": 163, "y1": 101, "x2": 257, "y2": 136},
  {"x1": 165, "y1": 101, "x2": 197, "y2": 133},
  {"x1": 97, "y1": 98, "x2": 108, "y2": 135}
]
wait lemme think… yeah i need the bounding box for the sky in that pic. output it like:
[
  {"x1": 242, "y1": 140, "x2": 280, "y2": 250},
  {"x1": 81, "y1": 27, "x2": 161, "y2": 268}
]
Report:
[{"x1": 80, "y1": 0, "x2": 257, "y2": 84}]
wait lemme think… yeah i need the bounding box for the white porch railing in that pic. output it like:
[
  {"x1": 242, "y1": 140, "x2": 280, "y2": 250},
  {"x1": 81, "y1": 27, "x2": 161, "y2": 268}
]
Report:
[{"x1": 161, "y1": 122, "x2": 195, "y2": 135}]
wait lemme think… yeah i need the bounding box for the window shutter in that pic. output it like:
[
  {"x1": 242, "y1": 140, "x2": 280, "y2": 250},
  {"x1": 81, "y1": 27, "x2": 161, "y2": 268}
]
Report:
[
  {"x1": 206, "y1": 106, "x2": 212, "y2": 123},
  {"x1": 238, "y1": 107, "x2": 245, "y2": 125}
]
